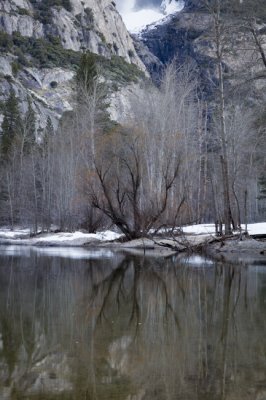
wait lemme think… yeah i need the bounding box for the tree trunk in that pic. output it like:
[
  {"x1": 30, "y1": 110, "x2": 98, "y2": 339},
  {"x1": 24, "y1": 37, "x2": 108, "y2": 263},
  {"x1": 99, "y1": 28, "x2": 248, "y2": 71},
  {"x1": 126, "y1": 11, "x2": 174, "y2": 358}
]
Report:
[{"x1": 214, "y1": 5, "x2": 232, "y2": 235}]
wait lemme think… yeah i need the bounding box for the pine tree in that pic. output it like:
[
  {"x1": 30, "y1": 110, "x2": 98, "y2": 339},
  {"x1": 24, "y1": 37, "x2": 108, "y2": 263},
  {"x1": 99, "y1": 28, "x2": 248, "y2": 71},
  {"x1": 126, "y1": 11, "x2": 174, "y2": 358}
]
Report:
[
  {"x1": 23, "y1": 98, "x2": 36, "y2": 154},
  {"x1": 1, "y1": 88, "x2": 22, "y2": 157},
  {"x1": 45, "y1": 116, "x2": 54, "y2": 137},
  {"x1": 41, "y1": 116, "x2": 54, "y2": 155},
  {"x1": 76, "y1": 52, "x2": 98, "y2": 94},
  {"x1": 76, "y1": 51, "x2": 109, "y2": 131}
]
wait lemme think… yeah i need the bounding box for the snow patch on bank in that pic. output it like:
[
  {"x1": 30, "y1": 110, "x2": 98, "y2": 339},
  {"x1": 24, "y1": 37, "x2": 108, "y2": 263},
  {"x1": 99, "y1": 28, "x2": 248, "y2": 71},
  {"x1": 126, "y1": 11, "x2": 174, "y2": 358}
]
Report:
[
  {"x1": 0, "y1": 222, "x2": 266, "y2": 247},
  {"x1": 0, "y1": 228, "x2": 31, "y2": 239},
  {"x1": 182, "y1": 222, "x2": 266, "y2": 236},
  {"x1": 182, "y1": 224, "x2": 216, "y2": 235},
  {"x1": 32, "y1": 230, "x2": 122, "y2": 243},
  {"x1": 246, "y1": 223, "x2": 266, "y2": 235},
  {"x1": 0, "y1": 229, "x2": 123, "y2": 246}
]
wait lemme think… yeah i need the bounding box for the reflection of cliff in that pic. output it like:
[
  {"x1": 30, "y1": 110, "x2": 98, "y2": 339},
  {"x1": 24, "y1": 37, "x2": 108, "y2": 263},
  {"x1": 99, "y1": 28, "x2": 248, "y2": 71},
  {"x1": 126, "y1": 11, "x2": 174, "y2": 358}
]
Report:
[{"x1": 0, "y1": 252, "x2": 266, "y2": 399}]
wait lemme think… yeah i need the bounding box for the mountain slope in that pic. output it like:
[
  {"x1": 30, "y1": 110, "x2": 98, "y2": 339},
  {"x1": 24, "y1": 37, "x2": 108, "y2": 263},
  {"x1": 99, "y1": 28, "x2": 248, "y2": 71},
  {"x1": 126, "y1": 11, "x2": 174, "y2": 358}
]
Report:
[
  {"x1": 0, "y1": 0, "x2": 146, "y2": 132},
  {"x1": 0, "y1": 0, "x2": 145, "y2": 66},
  {"x1": 135, "y1": 1, "x2": 266, "y2": 98}
]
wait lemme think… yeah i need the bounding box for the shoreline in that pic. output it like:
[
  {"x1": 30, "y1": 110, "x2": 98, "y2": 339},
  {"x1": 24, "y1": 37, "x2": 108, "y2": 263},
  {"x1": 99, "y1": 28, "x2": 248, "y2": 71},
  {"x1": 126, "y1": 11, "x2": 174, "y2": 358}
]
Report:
[{"x1": 0, "y1": 228, "x2": 266, "y2": 262}]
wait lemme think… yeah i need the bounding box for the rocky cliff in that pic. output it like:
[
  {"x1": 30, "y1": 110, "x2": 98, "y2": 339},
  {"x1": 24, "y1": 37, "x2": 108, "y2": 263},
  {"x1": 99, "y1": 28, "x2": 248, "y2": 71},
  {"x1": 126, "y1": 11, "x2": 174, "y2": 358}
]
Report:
[
  {"x1": 0, "y1": 0, "x2": 147, "y2": 131},
  {"x1": 135, "y1": 1, "x2": 266, "y2": 101},
  {"x1": 1, "y1": 0, "x2": 266, "y2": 134},
  {"x1": 0, "y1": 0, "x2": 145, "y2": 66},
  {"x1": 135, "y1": 9, "x2": 215, "y2": 89}
]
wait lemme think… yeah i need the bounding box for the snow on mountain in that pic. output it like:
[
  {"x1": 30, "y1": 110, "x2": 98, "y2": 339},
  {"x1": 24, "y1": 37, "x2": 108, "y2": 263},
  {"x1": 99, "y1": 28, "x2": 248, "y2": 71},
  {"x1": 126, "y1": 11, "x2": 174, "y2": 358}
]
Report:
[
  {"x1": 116, "y1": 0, "x2": 184, "y2": 33},
  {"x1": 160, "y1": 0, "x2": 185, "y2": 14},
  {"x1": 119, "y1": 9, "x2": 163, "y2": 33}
]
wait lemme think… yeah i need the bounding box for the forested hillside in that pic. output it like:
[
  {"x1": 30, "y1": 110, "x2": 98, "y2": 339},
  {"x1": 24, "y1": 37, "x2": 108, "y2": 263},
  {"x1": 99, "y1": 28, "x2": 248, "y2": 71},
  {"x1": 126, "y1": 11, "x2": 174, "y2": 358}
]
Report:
[{"x1": 0, "y1": 0, "x2": 266, "y2": 237}]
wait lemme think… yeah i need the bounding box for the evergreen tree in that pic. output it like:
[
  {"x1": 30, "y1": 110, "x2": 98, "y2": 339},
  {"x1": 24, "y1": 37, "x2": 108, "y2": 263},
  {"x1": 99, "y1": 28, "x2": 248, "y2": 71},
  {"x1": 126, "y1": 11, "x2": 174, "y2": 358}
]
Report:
[
  {"x1": 61, "y1": 0, "x2": 72, "y2": 12},
  {"x1": 41, "y1": 116, "x2": 54, "y2": 155},
  {"x1": 23, "y1": 98, "x2": 36, "y2": 154},
  {"x1": 76, "y1": 52, "x2": 98, "y2": 94},
  {"x1": 1, "y1": 88, "x2": 22, "y2": 157},
  {"x1": 76, "y1": 51, "x2": 109, "y2": 131},
  {"x1": 45, "y1": 116, "x2": 54, "y2": 137}
]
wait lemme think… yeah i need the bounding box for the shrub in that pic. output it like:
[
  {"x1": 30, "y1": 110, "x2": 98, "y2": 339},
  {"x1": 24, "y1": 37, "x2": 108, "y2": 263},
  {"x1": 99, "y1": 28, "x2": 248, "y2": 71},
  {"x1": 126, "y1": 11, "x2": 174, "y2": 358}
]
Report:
[
  {"x1": 0, "y1": 31, "x2": 81, "y2": 69},
  {"x1": 11, "y1": 61, "x2": 20, "y2": 76},
  {"x1": 0, "y1": 32, "x2": 144, "y2": 85},
  {"x1": 17, "y1": 7, "x2": 31, "y2": 16},
  {"x1": 97, "y1": 31, "x2": 106, "y2": 44},
  {"x1": 61, "y1": 0, "x2": 72, "y2": 12},
  {"x1": 0, "y1": 32, "x2": 12, "y2": 51},
  {"x1": 101, "y1": 55, "x2": 144, "y2": 84},
  {"x1": 29, "y1": 0, "x2": 72, "y2": 24}
]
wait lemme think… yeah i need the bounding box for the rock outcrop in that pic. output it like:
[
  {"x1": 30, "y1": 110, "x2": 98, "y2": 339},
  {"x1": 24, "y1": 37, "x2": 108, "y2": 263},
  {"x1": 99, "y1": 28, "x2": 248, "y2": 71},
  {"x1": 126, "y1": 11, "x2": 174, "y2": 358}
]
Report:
[
  {"x1": 135, "y1": 2, "x2": 266, "y2": 98},
  {"x1": 0, "y1": 0, "x2": 145, "y2": 68},
  {"x1": 135, "y1": 10, "x2": 215, "y2": 90},
  {"x1": 0, "y1": 0, "x2": 147, "y2": 132},
  {"x1": 132, "y1": 34, "x2": 163, "y2": 83}
]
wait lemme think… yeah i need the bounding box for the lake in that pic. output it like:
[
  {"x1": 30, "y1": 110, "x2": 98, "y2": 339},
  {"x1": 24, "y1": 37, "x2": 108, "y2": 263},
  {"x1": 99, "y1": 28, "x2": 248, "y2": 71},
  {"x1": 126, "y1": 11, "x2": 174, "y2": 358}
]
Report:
[{"x1": 0, "y1": 246, "x2": 266, "y2": 400}]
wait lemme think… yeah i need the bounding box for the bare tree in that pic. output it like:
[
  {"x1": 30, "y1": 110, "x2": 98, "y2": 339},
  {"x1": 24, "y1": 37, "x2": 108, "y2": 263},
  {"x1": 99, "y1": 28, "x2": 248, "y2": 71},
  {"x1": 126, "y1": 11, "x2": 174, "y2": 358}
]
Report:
[
  {"x1": 202, "y1": 0, "x2": 234, "y2": 234},
  {"x1": 128, "y1": 61, "x2": 204, "y2": 225},
  {"x1": 90, "y1": 128, "x2": 181, "y2": 239},
  {"x1": 210, "y1": 100, "x2": 259, "y2": 227},
  {"x1": 89, "y1": 62, "x2": 204, "y2": 238}
]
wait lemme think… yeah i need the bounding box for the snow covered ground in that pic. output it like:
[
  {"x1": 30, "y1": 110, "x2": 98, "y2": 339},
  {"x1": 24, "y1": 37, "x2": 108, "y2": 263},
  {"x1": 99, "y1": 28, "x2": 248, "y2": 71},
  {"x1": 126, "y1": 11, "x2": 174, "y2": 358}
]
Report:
[
  {"x1": 182, "y1": 222, "x2": 266, "y2": 236},
  {"x1": 0, "y1": 223, "x2": 265, "y2": 247},
  {"x1": 245, "y1": 223, "x2": 266, "y2": 235},
  {"x1": 0, "y1": 229, "x2": 122, "y2": 246},
  {"x1": 0, "y1": 228, "x2": 31, "y2": 239},
  {"x1": 116, "y1": 0, "x2": 184, "y2": 33}
]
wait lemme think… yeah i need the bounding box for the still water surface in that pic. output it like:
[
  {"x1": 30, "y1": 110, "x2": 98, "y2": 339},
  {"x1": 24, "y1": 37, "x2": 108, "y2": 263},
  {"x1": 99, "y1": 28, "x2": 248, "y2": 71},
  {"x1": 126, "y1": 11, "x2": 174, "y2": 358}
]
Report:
[{"x1": 0, "y1": 246, "x2": 266, "y2": 400}]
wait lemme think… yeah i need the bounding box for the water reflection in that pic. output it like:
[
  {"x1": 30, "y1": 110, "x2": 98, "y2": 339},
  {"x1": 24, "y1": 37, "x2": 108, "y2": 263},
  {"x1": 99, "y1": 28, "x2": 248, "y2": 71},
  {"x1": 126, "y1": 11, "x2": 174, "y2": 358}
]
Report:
[{"x1": 0, "y1": 249, "x2": 266, "y2": 399}]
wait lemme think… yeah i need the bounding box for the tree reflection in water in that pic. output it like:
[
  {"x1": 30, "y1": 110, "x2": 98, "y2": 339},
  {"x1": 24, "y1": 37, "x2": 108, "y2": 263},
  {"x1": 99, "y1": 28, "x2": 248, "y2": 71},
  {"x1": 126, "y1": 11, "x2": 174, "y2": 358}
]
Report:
[{"x1": 0, "y1": 249, "x2": 266, "y2": 400}]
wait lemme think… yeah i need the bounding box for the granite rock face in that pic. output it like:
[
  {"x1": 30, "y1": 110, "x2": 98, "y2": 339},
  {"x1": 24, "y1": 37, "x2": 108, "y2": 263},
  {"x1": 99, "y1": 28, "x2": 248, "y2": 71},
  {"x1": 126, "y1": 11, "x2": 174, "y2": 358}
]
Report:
[
  {"x1": 135, "y1": 3, "x2": 266, "y2": 97},
  {"x1": 0, "y1": 0, "x2": 147, "y2": 131},
  {"x1": 0, "y1": 58, "x2": 75, "y2": 131},
  {"x1": 136, "y1": 10, "x2": 215, "y2": 90},
  {"x1": 0, "y1": 0, "x2": 145, "y2": 68},
  {"x1": 132, "y1": 35, "x2": 163, "y2": 83}
]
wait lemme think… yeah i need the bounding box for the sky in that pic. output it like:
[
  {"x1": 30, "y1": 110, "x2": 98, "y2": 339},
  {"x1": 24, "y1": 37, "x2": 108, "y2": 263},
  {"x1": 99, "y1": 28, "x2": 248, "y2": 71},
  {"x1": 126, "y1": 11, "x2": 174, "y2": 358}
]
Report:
[{"x1": 116, "y1": 0, "x2": 185, "y2": 33}]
